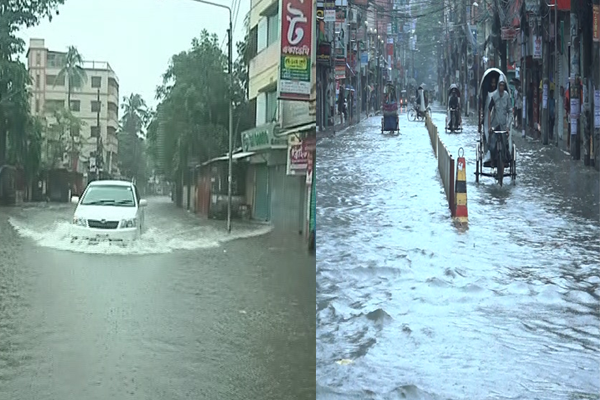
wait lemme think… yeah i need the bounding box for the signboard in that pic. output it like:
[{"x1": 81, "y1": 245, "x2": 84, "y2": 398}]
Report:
[
  {"x1": 542, "y1": 83, "x2": 548, "y2": 109},
  {"x1": 286, "y1": 136, "x2": 308, "y2": 175},
  {"x1": 594, "y1": 89, "x2": 600, "y2": 128},
  {"x1": 281, "y1": 100, "x2": 313, "y2": 129},
  {"x1": 241, "y1": 123, "x2": 287, "y2": 152},
  {"x1": 570, "y1": 116, "x2": 578, "y2": 135},
  {"x1": 324, "y1": 1, "x2": 335, "y2": 21},
  {"x1": 501, "y1": 27, "x2": 517, "y2": 40},
  {"x1": 570, "y1": 97, "x2": 580, "y2": 119},
  {"x1": 594, "y1": 5, "x2": 600, "y2": 43},
  {"x1": 533, "y1": 35, "x2": 542, "y2": 59},
  {"x1": 280, "y1": 0, "x2": 313, "y2": 101}
]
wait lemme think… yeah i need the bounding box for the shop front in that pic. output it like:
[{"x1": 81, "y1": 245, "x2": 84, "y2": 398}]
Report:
[{"x1": 240, "y1": 122, "x2": 287, "y2": 223}]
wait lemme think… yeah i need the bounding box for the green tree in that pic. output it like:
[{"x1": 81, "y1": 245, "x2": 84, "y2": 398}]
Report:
[
  {"x1": 55, "y1": 46, "x2": 87, "y2": 111},
  {"x1": 148, "y1": 28, "x2": 251, "y2": 182},
  {"x1": 44, "y1": 105, "x2": 85, "y2": 170},
  {"x1": 0, "y1": 0, "x2": 66, "y2": 166},
  {"x1": 118, "y1": 93, "x2": 149, "y2": 185}
]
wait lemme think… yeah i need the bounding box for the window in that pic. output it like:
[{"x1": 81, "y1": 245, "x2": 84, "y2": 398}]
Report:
[
  {"x1": 91, "y1": 126, "x2": 100, "y2": 137},
  {"x1": 80, "y1": 185, "x2": 135, "y2": 207},
  {"x1": 36, "y1": 52, "x2": 41, "y2": 66},
  {"x1": 267, "y1": 13, "x2": 279, "y2": 46},
  {"x1": 266, "y1": 90, "x2": 277, "y2": 122},
  {"x1": 35, "y1": 100, "x2": 39, "y2": 113},
  {"x1": 91, "y1": 101, "x2": 101, "y2": 113},
  {"x1": 91, "y1": 76, "x2": 102, "y2": 88},
  {"x1": 70, "y1": 100, "x2": 80, "y2": 112},
  {"x1": 36, "y1": 73, "x2": 40, "y2": 88},
  {"x1": 46, "y1": 74, "x2": 65, "y2": 86}
]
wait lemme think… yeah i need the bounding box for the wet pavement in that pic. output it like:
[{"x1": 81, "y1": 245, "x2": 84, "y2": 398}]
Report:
[
  {"x1": 0, "y1": 197, "x2": 315, "y2": 400},
  {"x1": 316, "y1": 108, "x2": 599, "y2": 399}
]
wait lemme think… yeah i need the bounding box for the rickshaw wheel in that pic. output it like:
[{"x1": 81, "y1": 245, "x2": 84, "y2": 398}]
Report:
[
  {"x1": 497, "y1": 147, "x2": 504, "y2": 187},
  {"x1": 475, "y1": 144, "x2": 481, "y2": 183}
]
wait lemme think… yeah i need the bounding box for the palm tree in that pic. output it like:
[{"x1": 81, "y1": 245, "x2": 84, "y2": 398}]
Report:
[
  {"x1": 55, "y1": 46, "x2": 86, "y2": 173},
  {"x1": 121, "y1": 93, "x2": 149, "y2": 137},
  {"x1": 55, "y1": 46, "x2": 87, "y2": 112}
]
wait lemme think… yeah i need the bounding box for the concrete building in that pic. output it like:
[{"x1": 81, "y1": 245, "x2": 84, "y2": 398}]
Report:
[
  {"x1": 26, "y1": 38, "x2": 120, "y2": 178},
  {"x1": 239, "y1": 0, "x2": 316, "y2": 237}
]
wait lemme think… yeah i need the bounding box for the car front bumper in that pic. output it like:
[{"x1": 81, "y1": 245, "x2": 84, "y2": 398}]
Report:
[{"x1": 70, "y1": 225, "x2": 139, "y2": 241}]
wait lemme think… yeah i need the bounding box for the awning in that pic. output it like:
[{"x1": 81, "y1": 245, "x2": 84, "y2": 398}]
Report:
[
  {"x1": 200, "y1": 151, "x2": 255, "y2": 167},
  {"x1": 276, "y1": 122, "x2": 316, "y2": 137}
]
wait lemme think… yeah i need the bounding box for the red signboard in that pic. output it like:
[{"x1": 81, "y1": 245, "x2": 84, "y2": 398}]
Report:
[
  {"x1": 549, "y1": 0, "x2": 571, "y2": 11},
  {"x1": 594, "y1": 5, "x2": 600, "y2": 43},
  {"x1": 280, "y1": 0, "x2": 313, "y2": 102}
]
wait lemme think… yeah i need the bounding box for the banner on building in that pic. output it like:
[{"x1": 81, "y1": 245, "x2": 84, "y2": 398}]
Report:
[
  {"x1": 280, "y1": 0, "x2": 313, "y2": 102},
  {"x1": 532, "y1": 35, "x2": 542, "y2": 59},
  {"x1": 287, "y1": 135, "x2": 308, "y2": 175},
  {"x1": 594, "y1": 89, "x2": 600, "y2": 128},
  {"x1": 593, "y1": 5, "x2": 600, "y2": 43}
]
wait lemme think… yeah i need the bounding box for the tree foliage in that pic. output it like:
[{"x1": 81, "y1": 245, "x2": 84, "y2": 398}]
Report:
[
  {"x1": 118, "y1": 93, "x2": 150, "y2": 184},
  {"x1": 412, "y1": 1, "x2": 444, "y2": 86},
  {"x1": 147, "y1": 28, "x2": 254, "y2": 180},
  {"x1": 0, "y1": 0, "x2": 67, "y2": 191}
]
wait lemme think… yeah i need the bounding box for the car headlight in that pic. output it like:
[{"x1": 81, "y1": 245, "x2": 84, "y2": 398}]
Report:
[
  {"x1": 120, "y1": 218, "x2": 137, "y2": 228},
  {"x1": 72, "y1": 217, "x2": 87, "y2": 227}
]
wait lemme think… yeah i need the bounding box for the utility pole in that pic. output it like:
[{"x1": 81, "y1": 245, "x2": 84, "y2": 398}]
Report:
[
  {"x1": 96, "y1": 88, "x2": 102, "y2": 181},
  {"x1": 570, "y1": 0, "x2": 581, "y2": 159},
  {"x1": 593, "y1": 0, "x2": 600, "y2": 167},
  {"x1": 542, "y1": 2, "x2": 549, "y2": 146}
]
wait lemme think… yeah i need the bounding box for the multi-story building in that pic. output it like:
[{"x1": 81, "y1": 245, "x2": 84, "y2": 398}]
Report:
[
  {"x1": 239, "y1": 0, "x2": 316, "y2": 237},
  {"x1": 26, "y1": 38, "x2": 120, "y2": 178}
]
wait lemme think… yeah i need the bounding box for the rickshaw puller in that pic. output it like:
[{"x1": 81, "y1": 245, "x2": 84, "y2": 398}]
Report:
[
  {"x1": 484, "y1": 76, "x2": 511, "y2": 164},
  {"x1": 448, "y1": 89, "x2": 460, "y2": 128}
]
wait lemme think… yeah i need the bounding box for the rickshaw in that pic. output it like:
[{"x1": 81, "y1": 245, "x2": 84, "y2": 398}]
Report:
[
  {"x1": 381, "y1": 83, "x2": 400, "y2": 135},
  {"x1": 475, "y1": 68, "x2": 517, "y2": 186},
  {"x1": 399, "y1": 89, "x2": 408, "y2": 112},
  {"x1": 408, "y1": 84, "x2": 430, "y2": 122},
  {"x1": 445, "y1": 83, "x2": 463, "y2": 133}
]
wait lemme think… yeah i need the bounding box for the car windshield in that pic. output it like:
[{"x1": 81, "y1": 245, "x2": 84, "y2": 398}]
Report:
[{"x1": 80, "y1": 185, "x2": 136, "y2": 207}]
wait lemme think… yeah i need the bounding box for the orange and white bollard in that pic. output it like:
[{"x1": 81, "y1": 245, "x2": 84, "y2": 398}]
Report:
[{"x1": 454, "y1": 147, "x2": 468, "y2": 225}]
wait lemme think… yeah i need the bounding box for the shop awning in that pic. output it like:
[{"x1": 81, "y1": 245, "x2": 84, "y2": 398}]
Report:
[
  {"x1": 277, "y1": 122, "x2": 316, "y2": 137},
  {"x1": 200, "y1": 151, "x2": 255, "y2": 167}
]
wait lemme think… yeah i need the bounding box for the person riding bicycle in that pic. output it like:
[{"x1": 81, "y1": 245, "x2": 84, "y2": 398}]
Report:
[
  {"x1": 484, "y1": 76, "x2": 511, "y2": 164},
  {"x1": 416, "y1": 85, "x2": 426, "y2": 117},
  {"x1": 448, "y1": 88, "x2": 460, "y2": 128}
]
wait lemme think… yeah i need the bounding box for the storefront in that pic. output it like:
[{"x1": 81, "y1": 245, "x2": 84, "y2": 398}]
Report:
[{"x1": 240, "y1": 122, "x2": 287, "y2": 223}]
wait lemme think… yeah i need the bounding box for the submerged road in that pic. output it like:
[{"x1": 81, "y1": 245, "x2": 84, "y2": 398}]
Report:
[
  {"x1": 316, "y1": 108, "x2": 599, "y2": 399},
  {"x1": 0, "y1": 197, "x2": 315, "y2": 400}
]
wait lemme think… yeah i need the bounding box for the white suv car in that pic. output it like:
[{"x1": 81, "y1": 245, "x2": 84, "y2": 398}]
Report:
[{"x1": 71, "y1": 180, "x2": 147, "y2": 241}]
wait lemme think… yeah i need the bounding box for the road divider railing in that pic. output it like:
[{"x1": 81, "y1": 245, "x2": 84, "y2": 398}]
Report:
[
  {"x1": 454, "y1": 148, "x2": 468, "y2": 224},
  {"x1": 425, "y1": 114, "x2": 438, "y2": 158},
  {"x1": 425, "y1": 114, "x2": 457, "y2": 217}
]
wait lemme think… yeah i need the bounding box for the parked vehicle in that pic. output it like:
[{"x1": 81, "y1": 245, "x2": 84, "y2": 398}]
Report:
[{"x1": 70, "y1": 180, "x2": 147, "y2": 242}]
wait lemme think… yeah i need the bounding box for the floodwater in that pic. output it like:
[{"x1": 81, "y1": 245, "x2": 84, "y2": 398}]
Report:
[
  {"x1": 0, "y1": 196, "x2": 315, "y2": 400},
  {"x1": 316, "y1": 108, "x2": 600, "y2": 399}
]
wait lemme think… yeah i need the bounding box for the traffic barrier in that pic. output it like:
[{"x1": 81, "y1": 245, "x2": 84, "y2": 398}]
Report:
[
  {"x1": 425, "y1": 115, "x2": 438, "y2": 158},
  {"x1": 425, "y1": 114, "x2": 457, "y2": 217},
  {"x1": 437, "y1": 135, "x2": 455, "y2": 215},
  {"x1": 454, "y1": 148, "x2": 468, "y2": 224}
]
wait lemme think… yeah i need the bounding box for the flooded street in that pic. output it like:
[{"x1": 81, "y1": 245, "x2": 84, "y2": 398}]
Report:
[
  {"x1": 316, "y1": 109, "x2": 600, "y2": 399},
  {"x1": 0, "y1": 197, "x2": 315, "y2": 400}
]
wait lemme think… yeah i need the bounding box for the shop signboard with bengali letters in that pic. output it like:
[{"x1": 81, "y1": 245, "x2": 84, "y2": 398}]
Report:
[{"x1": 280, "y1": 0, "x2": 313, "y2": 102}]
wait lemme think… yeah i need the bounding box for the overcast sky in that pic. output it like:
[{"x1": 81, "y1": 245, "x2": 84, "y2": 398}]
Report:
[{"x1": 18, "y1": 0, "x2": 250, "y2": 109}]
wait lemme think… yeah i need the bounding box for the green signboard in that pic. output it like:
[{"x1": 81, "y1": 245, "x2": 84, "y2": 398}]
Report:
[{"x1": 241, "y1": 123, "x2": 287, "y2": 152}]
